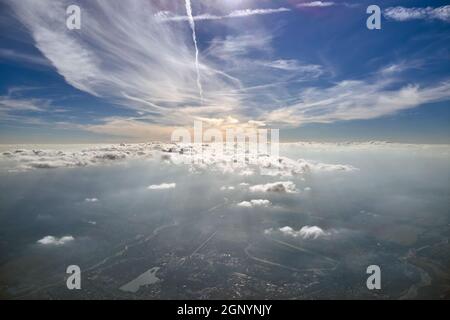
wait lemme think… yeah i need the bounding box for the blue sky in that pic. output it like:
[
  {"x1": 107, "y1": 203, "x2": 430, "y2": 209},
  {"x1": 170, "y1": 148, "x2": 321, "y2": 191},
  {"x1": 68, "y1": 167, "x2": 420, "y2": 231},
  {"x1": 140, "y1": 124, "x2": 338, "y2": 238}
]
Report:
[{"x1": 0, "y1": 0, "x2": 449, "y2": 143}]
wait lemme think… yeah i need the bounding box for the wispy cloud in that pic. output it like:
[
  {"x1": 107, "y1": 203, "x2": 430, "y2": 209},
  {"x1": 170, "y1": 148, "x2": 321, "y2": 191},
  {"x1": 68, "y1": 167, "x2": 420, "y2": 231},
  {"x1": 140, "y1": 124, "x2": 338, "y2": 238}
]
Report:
[
  {"x1": 0, "y1": 48, "x2": 50, "y2": 66},
  {"x1": 204, "y1": 33, "x2": 273, "y2": 59},
  {"x1": 0, "y1": 96, "x2": 49, "y2": 113},
  {"x1": 155, "y1": 7, "x2": 290, "y2": 22},
  {"x1": 8, "y1": 0, "x2": 244, "y2": 126},
  {"x1": 0, "y1": 87, "x2": 52, "y2": 113},
  {"x1": 384, "y1": 5, "x2": 450, "y2": 23},
  {"x1": 257, "y1": 59, "x2": 323, "y2": 76},
  {"x1": 7, "y1": 0, "x2": 292, "y2": 128},
  {"x1": 6, "y1": 0, "x2": 450, "y2": 137},
  {"x1": 264, "y1": 79, "x2": 450, "y2": 126},
  {"x1": 297, "y1": 1, "x2": 335, "y2": 8},
  {"x1": 0, "y1": 87, "x2": 75, "y2": 129},
  {"x1": 296, "y1": 1, "x2": 359, "y2": 9}
]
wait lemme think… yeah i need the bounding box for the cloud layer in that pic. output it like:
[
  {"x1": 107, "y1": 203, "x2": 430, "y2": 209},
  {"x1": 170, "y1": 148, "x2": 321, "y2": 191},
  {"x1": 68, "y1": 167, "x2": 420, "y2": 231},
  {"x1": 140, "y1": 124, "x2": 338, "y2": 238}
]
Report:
[{"x1": 0, "y1": 143, "x2": 358, "y2": 176}]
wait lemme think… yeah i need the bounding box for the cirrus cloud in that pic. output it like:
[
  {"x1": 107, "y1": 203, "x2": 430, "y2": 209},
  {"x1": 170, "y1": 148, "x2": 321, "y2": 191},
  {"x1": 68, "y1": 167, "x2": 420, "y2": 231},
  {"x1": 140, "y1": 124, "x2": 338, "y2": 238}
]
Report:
[
  {"x1": 384, "y1": 5, "x2": 450, "y2": 23},
  {"x1": 155, "y1": 7, "x2": 291, "y2": 22},
  {"x1": 297, "y1": 2, "x2": 335, "y2": 8}
]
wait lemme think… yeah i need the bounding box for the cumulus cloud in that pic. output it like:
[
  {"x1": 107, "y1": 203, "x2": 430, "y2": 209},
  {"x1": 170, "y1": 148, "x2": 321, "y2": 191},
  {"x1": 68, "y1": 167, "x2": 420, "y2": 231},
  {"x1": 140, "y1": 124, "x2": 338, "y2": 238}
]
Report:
[
  {"x1": 37, "y1": 235, "x2": 74, "y2": 245},
  {"x1": 266, "y1": 226, "x2": 329, "y2": 239},
  {"x1": 384, "y1": 6, "x2": 450, "y2": 23},
  {"x1": 0, "y1": 144, "x2": 155, "y2": 171},
  {"x1": 237, "y1": 199, "x2": 271, "y2": 208},
  {"x1": 0, "y1": 143, "x2": 358, "y2": 177},
  {"x1": 148, "y1": 183, "x2": 176, "y2": 190},
  {"x1": 161, "y1": 143, "x2": 356, "y2": 176},
  {"x1": 249, "y1": 181, "x2": 298, "y2": 193}
]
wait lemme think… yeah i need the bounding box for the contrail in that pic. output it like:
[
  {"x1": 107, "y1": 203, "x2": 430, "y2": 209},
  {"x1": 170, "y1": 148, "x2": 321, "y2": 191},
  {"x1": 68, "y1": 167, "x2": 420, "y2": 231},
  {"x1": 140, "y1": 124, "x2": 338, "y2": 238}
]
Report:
[{"x1": 185, "y1": 0, "x2": 204, "y2": 102}]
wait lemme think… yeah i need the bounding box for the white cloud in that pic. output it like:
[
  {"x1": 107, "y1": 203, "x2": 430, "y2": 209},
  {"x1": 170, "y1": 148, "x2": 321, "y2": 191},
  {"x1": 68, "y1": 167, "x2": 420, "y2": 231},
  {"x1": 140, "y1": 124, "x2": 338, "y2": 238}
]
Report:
[
  {"x1": 148, "y1": 183, "x2": 176, "y2": 190},
  {"x1": 158, "y1": 144, "x2": 357, "y2": 176},
  {"x1": 0, "y1": 144, "x2": 155, "y2": 171},
  {"x1": 0, "y1": 48, "x2": 50, "y2": 66},
  {"x1": 249, "y1": 181, "x2": 298, "y2": 193},
  {"x1": 265, "y1": 80, "x2": 450, "y2": 126},
  {"x1": 85, "y1": 198, "x2": 98, "y2": 203},
  {"x1": 237, "y1": 199, "x2": 271, "y2": 208},
  {"x1": 0, "y1": 95, "x2": 49, "y2": 113},
  {"x1": 0, "y1": 143, "x2": 358, "y2": 176},
  {"x1": 254, "y1": 59, "x2": 324, "y2": 79},
  {"x1": 297, "y1": 2, "x2": 335, "y2": 8},
  {"x1": 37, "y1": 235, "x2": 74, "y2": 245},
  {"x1": 0, "y1": 88, "x2": 72, "y2": 128},
  {"x1": 3, "y1": 2, "x2": 298, "y2": 133},
  {"x1": 384, "y1": 6, "x2": 450, "y2": 23},
  {"x1": 203, "y1": 33, "x2": 325, "y2": 99},
  {"x1": 228, "y1": 8, "x2": 290, "y2": 18},
  {"x1": 155, "y1": 7, "x2": 290, "y2": 22},
  {"x1": 266, "y1": 226, "x2": 328, "y2": 239},
  {"x1": 7, "y1": 0, "x2": 244, "y2": 126},
  {"x1": 6, "y1": 0, "x2": 450, "y2": 135}
]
